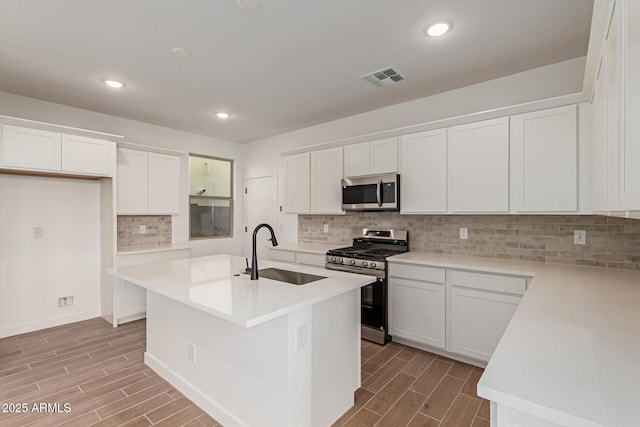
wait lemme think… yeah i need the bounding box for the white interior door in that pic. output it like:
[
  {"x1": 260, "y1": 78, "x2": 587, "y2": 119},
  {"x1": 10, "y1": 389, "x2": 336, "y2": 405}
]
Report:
[{"x1": 244, "y1": 175, "x2": 277, "y2": 261}]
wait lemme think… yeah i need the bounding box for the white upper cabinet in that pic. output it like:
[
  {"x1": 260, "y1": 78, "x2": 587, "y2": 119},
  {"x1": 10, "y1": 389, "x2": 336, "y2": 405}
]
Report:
[
  {"x1": 1, "y1": 125, "x2": 114, "y2": 177},
  {"x1": 61, "y1": 134, "x2": 114, "y2": 176},
  {"x1": 343, "y1": 137, "x2": 398, "y2": 177},
  {"x1": 117, "y1": 148, "x2": 149, "y2": 214},
  {"x1": 310, "y1": 147, "x2": 343, "y2": 214},
  {"x1": 117, "y1": 148, "x2": 181, "y2": 215},
  {"x1": 592, "y1": 57, "x2": 609, "y2": 211},
  {"x1": 510, "y1": 105, "x2": 577, "y2": 212},
  {"x1": 148, "y1": 152, "x2": 181, "y2": 214},
  {"x1": 448, "y1": 117, "x2": 510, "y2": 212},
  {"x1": 591, "y1": 0, "x2": 640, "y2": 213},
  {"x1": 400, "y1": 129, "x2": 447, "y2": 213},
  {"x1": 620, "y1": 0, "x2": 640, "y2": 210},
  {"x1": 284, "y1": 152, "x2": 310, "y2": 213},
  {"x1": 1, "y1": 125, "x2": 61, "y2": 171}
]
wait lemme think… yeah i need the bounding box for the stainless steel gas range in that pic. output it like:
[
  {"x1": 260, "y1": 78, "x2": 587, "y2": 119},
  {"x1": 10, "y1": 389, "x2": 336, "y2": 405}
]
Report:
[{"x1": 325, "y1": 229, "x2": 408, "y2": 345}]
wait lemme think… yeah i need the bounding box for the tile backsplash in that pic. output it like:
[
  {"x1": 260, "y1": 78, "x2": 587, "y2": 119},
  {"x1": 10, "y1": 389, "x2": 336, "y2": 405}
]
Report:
[
  {"x1": 117, "y1": 215, "x2": 172, "y2": 251},
  {"x1": 299, "y1": 213, "x2": 640, "y2": 270}
]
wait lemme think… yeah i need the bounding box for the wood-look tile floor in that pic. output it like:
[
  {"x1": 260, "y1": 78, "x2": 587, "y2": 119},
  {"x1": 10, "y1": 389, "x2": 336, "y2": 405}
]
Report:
[
  {"x1": 332, "y1": 340, "x2": 490, "y2": 427},
  {"x1": 0, "y1": 318, "x2": 489, "y2": 427}
]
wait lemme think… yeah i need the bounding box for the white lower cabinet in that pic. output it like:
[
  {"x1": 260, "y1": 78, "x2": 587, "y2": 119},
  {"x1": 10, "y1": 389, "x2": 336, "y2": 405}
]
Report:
[
  {"x1": 389, "y1": 260, "x2": 528, "y2": 364},
  {"x1": 448, "y1": 287, "x2": 521, "y2": 362},
  {"x1": 389, "y1": 278, "x2": 445, "y2": 349},
  {"x1": 113, "y1": 247, "x2": 190, "y2": 326},
  {"x1": 268, "y1": 247, "x2": 325, "y2": 267}
]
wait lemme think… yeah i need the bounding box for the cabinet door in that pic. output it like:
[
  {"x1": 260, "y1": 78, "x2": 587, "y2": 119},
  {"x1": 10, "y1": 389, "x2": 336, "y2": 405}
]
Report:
[
  {"x1": 148, "y1": 152, "x2": 181, "y2": 214},
  {"x1": 448, "y1": 117, "x2": 509, "y2": 212},
  {"x1": 284, "y1": 153, "x2": 310, "y2": 213},
  {"x1": 621, "y1": 0, "x2": 640, "y2": 210},
  {"x1": 61, "y1": 135, "x2": 114, "y2": 176},
  {"x1": 606, "y1": 8, "x2": 620, "y2": 210},
  {"x1": 400, "y1": 129, "x2": 447, "y2": 213},
  {"x1": 592, "y1": 57, "x2": 608, "y2": 211},
  {"x1": 343, "y1": 142, "x2": 370, "y2": 177},
  {"x1": 118, "y1": 280, "x2": 147, "y2": 319},
  {"x1": 510, "y1": 105, "x2": 577, "y2": 212},
  {"x1": 370, "y1": 137, "x2": 398, "y2": 174},
  {"x1": 310, "y1": 147, "x2": 343, "y2": 213},
  {"x1": 449, "y1": 287, "x2": 520, "y2": 362},
  {"x1": 389, "y1": 277, "x2": 445, "y2": 349},
  {"x1": 1, "y1": 125, "x2": 61, "y2": 171},
  {"x1": 117, "y1": 148, "x2": 149, "y2": 214}
]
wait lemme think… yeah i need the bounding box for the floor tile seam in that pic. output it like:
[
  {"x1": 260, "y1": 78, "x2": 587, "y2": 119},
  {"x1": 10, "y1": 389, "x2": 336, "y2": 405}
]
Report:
[
  {"x1": 148, "y1": 403, "x2": 195, "y2": 425},
  {"x1": 0, "y1": 365, "x2": 69, "y2": 389},
  {"x1": 370, "y1": 386, "x2": 428, "y2": 421},
  {"x1": 364, "y1": 348, "x2": 405, "y2": 376},
  {"x1": 79, "y1": 371, "x2": 148, "y2": 394},
  {"x1": 93, "y1": 391, "x2": 162, "y2": 422}
]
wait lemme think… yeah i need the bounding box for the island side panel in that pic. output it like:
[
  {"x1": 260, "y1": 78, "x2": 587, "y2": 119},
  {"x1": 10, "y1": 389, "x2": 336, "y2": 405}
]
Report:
[
  {"x1": 145, "y1": 291, "x2": 291, "y2": 427},
  {"x1": 311, "y1": 288, "x2": 361, "y2": 426}
]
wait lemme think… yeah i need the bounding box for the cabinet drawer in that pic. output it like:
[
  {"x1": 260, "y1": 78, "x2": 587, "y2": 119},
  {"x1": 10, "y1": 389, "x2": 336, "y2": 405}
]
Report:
[
  {"x1": 269, "y1": 249, "x2": 296, "y2": 263},
  {"x1": 296, "y1": 252, "x2": 325, "y2": 267},
  {"x1": 388, "y1": 263, "x2": 445, "y2": 283},
  {"x1": 449, "y1": 270, "x2": 526, "y2": 296}
]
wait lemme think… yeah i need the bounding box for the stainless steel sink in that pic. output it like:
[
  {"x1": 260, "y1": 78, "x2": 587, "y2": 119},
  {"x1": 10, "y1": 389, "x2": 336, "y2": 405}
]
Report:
[{"x1": 246, "y1": 268, "x2": 326, "y2": 285}]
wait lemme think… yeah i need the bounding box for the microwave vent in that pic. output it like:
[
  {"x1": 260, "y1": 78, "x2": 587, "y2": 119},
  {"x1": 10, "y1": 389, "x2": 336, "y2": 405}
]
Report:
[{"x1": 361, "y1": 67, "x2": 405, "y2": 87}]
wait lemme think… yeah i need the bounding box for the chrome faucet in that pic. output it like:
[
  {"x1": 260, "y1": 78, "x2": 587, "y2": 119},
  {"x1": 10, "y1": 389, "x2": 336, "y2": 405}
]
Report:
[{"x1": 250, "y1": 223, "x2": 279, "y2": 280}]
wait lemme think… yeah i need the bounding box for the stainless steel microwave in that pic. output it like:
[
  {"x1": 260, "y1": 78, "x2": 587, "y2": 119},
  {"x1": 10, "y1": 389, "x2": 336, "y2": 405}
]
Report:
[{"x1": 341, "y1": 174, "x2": 400, "y2": 211}]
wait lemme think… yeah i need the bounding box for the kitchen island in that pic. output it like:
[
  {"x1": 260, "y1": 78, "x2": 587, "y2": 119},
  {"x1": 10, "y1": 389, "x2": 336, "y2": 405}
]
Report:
[{"x1": 108, "y1": 254, "x2": 373, "y2": 427}]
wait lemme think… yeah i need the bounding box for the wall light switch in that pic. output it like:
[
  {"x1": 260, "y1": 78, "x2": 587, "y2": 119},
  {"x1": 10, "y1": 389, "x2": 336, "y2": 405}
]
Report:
[
  {"x1": 459, "y1": 227, "x2": 468, "y2": 240},
  {"x1": 574, "y1": 230, "x2": 587, "y2": 245},
  {"x1": 295, "y1": 324, "x2": 307, "y2": 349},
  {"x1": 33, "y1": 227, "x2": 43, "y2": 238},
  {"x1": 138, "y1": 225, "x2": 146, "y2": 234},
  {"x1": 323, "y1": 224, "x2": 329, "y2": 233}
]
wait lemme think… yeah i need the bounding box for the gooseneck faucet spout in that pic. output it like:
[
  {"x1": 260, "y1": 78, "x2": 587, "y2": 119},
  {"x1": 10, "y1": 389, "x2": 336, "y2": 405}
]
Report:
[{"x1": 251, "y1": 223, "x2": 279, "y2": 280}]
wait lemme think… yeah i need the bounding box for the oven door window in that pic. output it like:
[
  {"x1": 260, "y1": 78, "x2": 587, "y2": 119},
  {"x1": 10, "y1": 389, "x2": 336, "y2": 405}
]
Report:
[{"x1": 361, "y1": 279, "x2": 384, "y2": 329}]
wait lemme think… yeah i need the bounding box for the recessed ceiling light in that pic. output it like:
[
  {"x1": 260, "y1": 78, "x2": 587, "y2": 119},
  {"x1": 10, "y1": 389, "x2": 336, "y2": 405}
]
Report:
[
  {"x1": 103, "y1": 79, "x2": 125, "y2": 88},
  {"x1": 425, "y1": 21, "x2": 452, "y2": 37},
  {"x1": 171, "y1": 48, "x2": 191, "y2": 58},
  {"x1": 216, "y1": 112, "x2": 230, "y2": 119}
]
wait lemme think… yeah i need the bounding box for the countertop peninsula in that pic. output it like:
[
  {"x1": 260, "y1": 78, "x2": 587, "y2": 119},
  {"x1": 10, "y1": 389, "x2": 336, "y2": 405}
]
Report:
[{"x1": 388, "y1": 252, "x2": 640, "y2": 426}]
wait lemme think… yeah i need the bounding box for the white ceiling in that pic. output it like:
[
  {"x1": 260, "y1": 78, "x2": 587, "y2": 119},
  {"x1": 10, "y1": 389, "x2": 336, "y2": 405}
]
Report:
[{"x1": 0, "y1": 0, "x2": 593, "y2": 143}]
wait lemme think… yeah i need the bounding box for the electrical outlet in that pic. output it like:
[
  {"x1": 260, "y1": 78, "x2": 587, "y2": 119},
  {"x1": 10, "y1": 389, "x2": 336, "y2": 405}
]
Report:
[
  {"x1": 138, "y1": 225, "x2": 146, "y2": 234},
  {"x1": 33, "y1": 227, "x2": 43, "y2": 238},
  {"x1": 188, "y1": 343, "x2": 196, "y2": 362},
  {"x1": 574, "y1": 230, "x2": 587, "y2": 245},
  {"x1": 295, "y1": 324, "x2": 307, "y2": 349},
  {"x1": 460, "y1": 227, "x2": 468, "y2": 240},
  {"x1": 58, "y1": 296, "x2": 73, "y2": 307},
  {"x1": 323, "y1": 224, "x2": 329, "y2": 233}
]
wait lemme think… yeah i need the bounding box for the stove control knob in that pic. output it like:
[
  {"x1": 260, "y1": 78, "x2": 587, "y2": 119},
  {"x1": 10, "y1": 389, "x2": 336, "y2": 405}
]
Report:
[
  {"x1": 349, "y1": 259, "x2": 356, "y2": 265},
  {"x1": 370, "y1": 262, "x2": 377, "y2": 269},
  {"x1": 338, "y1": 258, "x2": 344, "y2": 264},
  {"x1": 330, "y1": 257, "x2": 336, "y2": 263},
  {"x1": 361, "y1": 261, "x2": 368, "y2": 267}
]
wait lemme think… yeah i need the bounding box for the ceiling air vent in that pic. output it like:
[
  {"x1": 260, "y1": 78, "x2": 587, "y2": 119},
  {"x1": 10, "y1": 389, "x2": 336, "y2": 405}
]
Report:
[{"x1": 361, "y1": 67, "x2": 405, "y2": 87}]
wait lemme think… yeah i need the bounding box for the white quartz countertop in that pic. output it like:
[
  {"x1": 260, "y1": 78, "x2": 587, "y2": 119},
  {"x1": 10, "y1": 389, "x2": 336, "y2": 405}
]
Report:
[
  {"x1": 269, "y1": 242, "x2": 335, "y2": 255},
  {"x1": 117, "y1": 243, "x2": 191, "y2": 256},
  {"x1": 107, "y1": 254, "x2": 372, "y2": 328},
  {"x1": 389, "y1": 252, "x2": 640, "y2": 426}
]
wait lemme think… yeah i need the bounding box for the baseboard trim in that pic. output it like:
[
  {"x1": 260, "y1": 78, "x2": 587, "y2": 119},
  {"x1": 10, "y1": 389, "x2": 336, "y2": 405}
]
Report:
[
  {"x1": 391, "y1": 337, "x2": 488, "y2": 369},
  {"x1": 0, "y1": 309, "x2": 101, "y2": 338},
  {"x1": 144, "y1": 352, "x2": 248, "y2": 427}
]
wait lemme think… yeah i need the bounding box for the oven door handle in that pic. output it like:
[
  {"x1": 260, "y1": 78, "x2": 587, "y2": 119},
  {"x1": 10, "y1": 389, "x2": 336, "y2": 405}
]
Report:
[{"x1": 376, "y1": 178, "x2": 382, "y2": 207}]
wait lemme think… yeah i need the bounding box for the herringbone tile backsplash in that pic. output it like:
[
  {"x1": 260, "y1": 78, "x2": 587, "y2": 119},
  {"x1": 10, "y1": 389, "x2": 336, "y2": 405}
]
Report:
[{"x1": 299, "y1": 213, "x2": 640, "y2": 270}]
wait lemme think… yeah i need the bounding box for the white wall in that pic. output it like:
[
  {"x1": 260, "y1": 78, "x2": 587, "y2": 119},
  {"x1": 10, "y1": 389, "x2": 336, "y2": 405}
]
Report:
[
  {"x1": 0, "y1": 91, "x2": 244, "y2": 257},
  {"x1": 0, "y1": 175, "x2": 101, "y2": 337},
  {"x1": 242, "y1": 57, "x2": 588, "y2": 243}
]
